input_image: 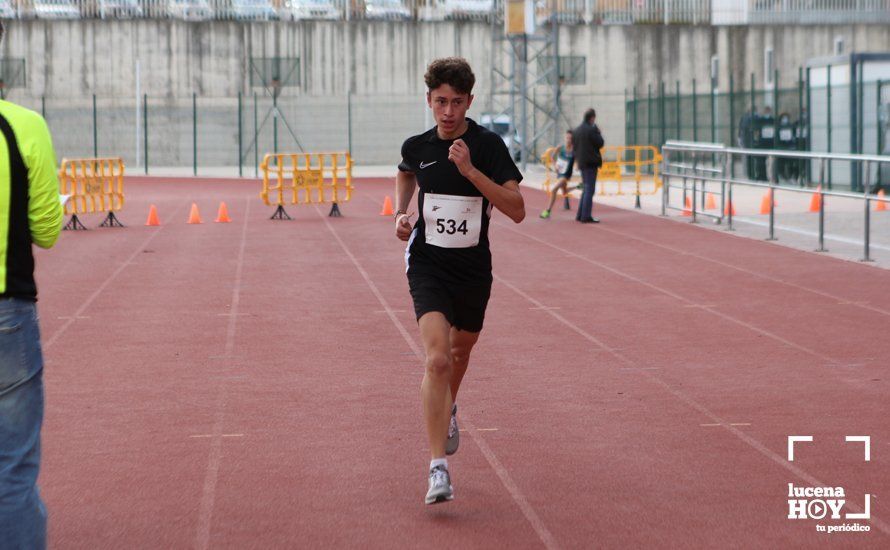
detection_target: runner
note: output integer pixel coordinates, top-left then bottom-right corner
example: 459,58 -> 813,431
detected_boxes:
540,129 -> 576,219
394,57 -> 525,505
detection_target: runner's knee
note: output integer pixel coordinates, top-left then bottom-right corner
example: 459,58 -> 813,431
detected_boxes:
450,346 -> 471,368
425,351 -> 452,376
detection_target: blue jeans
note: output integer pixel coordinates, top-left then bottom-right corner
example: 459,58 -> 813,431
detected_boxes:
0,298 -> 47,550
576,167 -> 599,221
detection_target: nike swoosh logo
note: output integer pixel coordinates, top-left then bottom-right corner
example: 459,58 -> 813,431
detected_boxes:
432,206 -> 441,211
420,161 -> 437,169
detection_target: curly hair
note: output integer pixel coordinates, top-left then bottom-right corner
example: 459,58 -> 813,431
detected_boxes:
424,57 -> 476,96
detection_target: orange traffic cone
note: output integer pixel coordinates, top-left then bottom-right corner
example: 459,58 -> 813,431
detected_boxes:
808,186 -> 822,213
877,190 -> 887,212
215,202 -> 231,223
705,193 -> 717,210
724,200 -> 737,217
380,196 -> 394,216
145,204 -> 160,226
188,203 -> 202,224
759,190 -> 777,215
681,196 -> 693,217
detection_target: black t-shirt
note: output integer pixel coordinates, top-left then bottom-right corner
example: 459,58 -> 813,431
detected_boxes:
398,118 -> 523,284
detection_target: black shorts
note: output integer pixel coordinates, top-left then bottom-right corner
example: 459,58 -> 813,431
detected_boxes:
408,273 -> 492,333
558,165 -> 573,180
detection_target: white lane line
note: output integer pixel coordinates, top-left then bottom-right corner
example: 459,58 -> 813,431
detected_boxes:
44,202 -> 189,351
490,272 -> 886,534
314,204 -> 561,550
195,197 -> 251,550
597,222 -> 890,318
497,221 -> 842,366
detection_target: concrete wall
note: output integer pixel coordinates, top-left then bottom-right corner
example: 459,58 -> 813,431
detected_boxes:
2,20 -> 887,165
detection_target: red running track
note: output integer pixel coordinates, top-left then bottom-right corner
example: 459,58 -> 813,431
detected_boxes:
34,176 -> 890,548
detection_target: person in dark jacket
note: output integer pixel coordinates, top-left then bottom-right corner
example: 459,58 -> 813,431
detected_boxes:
572,109 -> 604,223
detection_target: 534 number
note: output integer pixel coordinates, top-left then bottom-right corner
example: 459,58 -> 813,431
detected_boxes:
436,218 -> 468,235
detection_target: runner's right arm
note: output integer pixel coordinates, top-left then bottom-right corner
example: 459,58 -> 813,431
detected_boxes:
395,170 -> 416,241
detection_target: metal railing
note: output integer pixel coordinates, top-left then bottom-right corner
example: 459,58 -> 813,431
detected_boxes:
4,0 -> 887,24
661,141 -> 890,261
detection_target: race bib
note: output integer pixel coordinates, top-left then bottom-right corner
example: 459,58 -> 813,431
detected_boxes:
423,193 -> 483,248
556,156 -> 569,174
779,128 -> 793,141
761,126 -> 775,139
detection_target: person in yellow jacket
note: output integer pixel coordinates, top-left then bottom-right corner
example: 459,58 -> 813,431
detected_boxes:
0,20 -> 63,549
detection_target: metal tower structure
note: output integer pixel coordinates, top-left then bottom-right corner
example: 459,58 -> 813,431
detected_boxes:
488,1 -> 562,169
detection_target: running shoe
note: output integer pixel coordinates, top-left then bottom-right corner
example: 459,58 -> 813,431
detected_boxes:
445,403 -> 459,455
425,465 -> 454,504
540,209 -> 551,219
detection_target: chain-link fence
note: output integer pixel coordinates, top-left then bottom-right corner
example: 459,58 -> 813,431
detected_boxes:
626,72 -> 890,189
15,91 -> 432,174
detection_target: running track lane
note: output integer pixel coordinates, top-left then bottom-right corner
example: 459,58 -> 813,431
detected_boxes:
35,177 -> 889,548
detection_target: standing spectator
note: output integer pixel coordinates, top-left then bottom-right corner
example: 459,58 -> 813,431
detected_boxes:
572,109 -> 604,223
0,20 -> 63,549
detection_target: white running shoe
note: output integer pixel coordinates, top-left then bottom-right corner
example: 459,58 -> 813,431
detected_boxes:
445,403 -> 459,456
425,465 -> 454,505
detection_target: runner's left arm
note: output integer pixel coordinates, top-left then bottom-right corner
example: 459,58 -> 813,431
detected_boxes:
449,139 -> 525,223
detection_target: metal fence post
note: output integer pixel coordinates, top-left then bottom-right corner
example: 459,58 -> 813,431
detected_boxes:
661,150 -> 668,216
192,92 -> 197,176
92,94 -> 98,158
827,64 -> 832,189
729,74 -> 736,178
675,80 -> 680,140
806,67 -> 812,182
692,79 -> 698,142
253,92 -> 259,178
238,92 -> 243,178
798,67 -> 804,185
879,81 -> 884,184
863,160 -> 872,261
710,80 -> 715,143
647,84 -> 652,147
143,94 -> 148,175
767,156 -> 777,241
347,91 -> 353,156
773,69 -> 779,149
726,152 -> 734,231
41,96 -> 45,119
817,158 -> 826,251
660,81 -> 666,146
857,64 -> 865,190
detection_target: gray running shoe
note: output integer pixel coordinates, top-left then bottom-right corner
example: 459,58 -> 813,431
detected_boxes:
445,403 -> 459,455
425,465 -> 454,505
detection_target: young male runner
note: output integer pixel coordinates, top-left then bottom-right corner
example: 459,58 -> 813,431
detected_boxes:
394,57 -> 525,505
540,129 -> 576,219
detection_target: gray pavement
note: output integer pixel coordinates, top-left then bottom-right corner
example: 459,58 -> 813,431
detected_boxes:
521,166 -> 890,270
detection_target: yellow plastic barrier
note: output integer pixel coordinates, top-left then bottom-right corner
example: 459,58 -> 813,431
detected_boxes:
541,146 -> 662,199
58,157 -> 125,230
260,152 -> 353,219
